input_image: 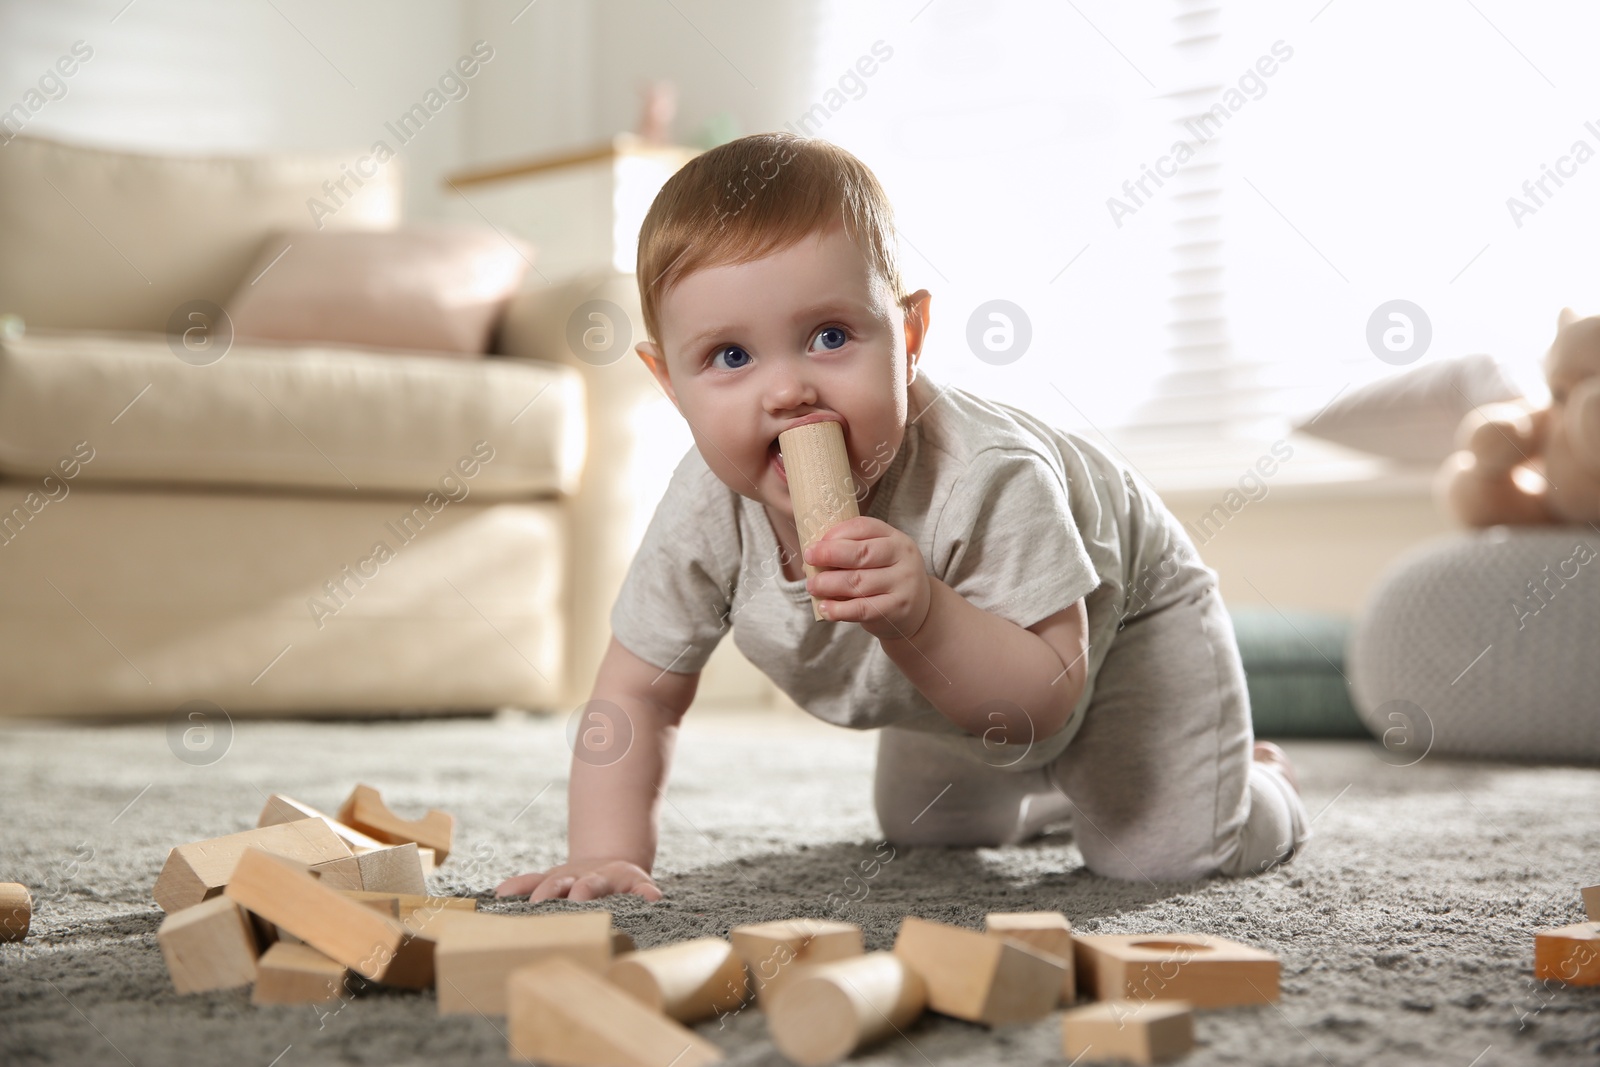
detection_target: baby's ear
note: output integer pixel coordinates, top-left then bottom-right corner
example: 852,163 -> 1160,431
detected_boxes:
635,342 -> 678,406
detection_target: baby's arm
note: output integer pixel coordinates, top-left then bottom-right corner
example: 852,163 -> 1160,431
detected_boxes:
494,635 -> 698,902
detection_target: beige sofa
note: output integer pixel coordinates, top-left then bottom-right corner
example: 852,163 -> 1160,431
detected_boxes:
0,135 -> 667,718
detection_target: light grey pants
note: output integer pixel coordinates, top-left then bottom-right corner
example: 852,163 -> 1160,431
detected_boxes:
873,569 -> 1310,882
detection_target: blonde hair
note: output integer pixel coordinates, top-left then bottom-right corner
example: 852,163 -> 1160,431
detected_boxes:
636,132 -> 908,347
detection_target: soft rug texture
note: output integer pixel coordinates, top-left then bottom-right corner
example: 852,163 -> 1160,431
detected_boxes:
1,707 -> 1596,1066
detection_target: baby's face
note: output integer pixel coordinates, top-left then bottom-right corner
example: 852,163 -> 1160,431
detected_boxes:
637,221 -> 928,527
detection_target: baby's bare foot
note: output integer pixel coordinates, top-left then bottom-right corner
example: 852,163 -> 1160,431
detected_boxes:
1252,740 -> 1300,794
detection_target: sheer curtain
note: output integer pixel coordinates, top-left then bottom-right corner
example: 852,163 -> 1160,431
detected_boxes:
805,0 -> 1600,488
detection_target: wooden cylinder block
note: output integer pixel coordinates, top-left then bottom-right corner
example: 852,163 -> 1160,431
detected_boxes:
777,420 -> 860,622
768,952 -> 926,1066
1,882 -> 31,942
606,936 -> 749,1023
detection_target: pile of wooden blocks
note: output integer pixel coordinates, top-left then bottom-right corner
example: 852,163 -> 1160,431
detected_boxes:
1532,881 -> 1600,988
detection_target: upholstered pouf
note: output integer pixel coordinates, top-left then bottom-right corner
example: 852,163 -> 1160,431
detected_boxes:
1349,527 -> 1600,762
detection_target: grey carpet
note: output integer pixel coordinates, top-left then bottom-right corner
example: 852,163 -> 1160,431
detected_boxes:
1,706 -> 1597,1067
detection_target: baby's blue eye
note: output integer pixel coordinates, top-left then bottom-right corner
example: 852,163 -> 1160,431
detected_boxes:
710,346 -> 752,371
813,327 -> 848,351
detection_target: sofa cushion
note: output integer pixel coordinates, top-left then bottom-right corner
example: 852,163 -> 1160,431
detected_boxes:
0,328 -> 584,499
226,226 -> 533,355
0,134 -> 399,334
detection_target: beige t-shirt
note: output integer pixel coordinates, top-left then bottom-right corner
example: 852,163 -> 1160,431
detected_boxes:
608,369 -> 1190,771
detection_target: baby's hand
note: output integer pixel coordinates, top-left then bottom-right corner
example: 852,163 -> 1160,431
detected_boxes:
803,516 -> 932,641
493,859 -> 663,903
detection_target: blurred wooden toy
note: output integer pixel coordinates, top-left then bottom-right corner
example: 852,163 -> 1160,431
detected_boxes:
508,956 -> 724,1067
1074,933 -> 1279,1008
223,847 -> 433,989
986,910 -> 1075,1006
157,895 -> 261,994
257,793 -> 389,853
768,952 -> 926,1066
607,936 -> 749,1023
252,941 -> 349,1005
1582,884 -> 1600,922
778,420 -> 860,622
337,889 -> 477,923
338,784 -> 455,863
1534,922 -> 1600,986
154,818 -> 352,914
1,882 -> 30,942
893,915 -> 1063,1025
1062,1000 -> 1195,1065
434,910 -> 613,1016
730,917 -> 863,1007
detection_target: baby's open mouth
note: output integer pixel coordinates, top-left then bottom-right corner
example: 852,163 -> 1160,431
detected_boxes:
768,438 -> 786,475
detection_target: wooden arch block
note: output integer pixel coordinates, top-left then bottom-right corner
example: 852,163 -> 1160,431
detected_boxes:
337,784 -> 454,863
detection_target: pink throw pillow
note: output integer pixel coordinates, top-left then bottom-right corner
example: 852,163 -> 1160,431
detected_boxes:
225,226 -> 534,356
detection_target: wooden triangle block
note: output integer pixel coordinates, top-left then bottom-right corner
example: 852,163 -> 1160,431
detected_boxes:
223,846 -> 433,989
1074,933 -> 1279,1008
257,794 -> 389,853
337,784 -> 454,863
157,895 -> 260,994
154,818 -> 352,914
986,911 -> 1075,1006
508,955 -> 723,1066
1062,1000 -> 1195,1064
893,916 -> 1063,1025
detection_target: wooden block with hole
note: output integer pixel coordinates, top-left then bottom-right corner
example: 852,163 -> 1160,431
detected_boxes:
257,793 -> 389,853
892,915 -> 1063,1025
1,883 -> 30,942
154,818 -> 353,914
1074,933 -> 1279,1008
434,910 -> 613,1016
252,941 -> 351,1005
729,918 -> 863,1007
1583,884 -> 1600,922
337,783 -> 454,863
1062,1000 -> 1195,1065
1534,922 -> 1600,986
768,951 -> 926,1066
508,955 -> 723,1067
223,847 -> 433,989
607,936 -> 749,1023
986,911 -> 1075,1006
157,895 -> 261,994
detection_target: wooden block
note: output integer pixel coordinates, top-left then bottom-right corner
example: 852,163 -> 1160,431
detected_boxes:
1583,884 -> 1600,922
729,918 -> 863,1007
607,937 -> 749,1023
1062,1000 -> 1195,1065
252,941 -> 350,1005
768,952 -> 926,1066
1075,933 -> 1279,1008
337,784 -> 454,863
434,910 -> 613,1016
986,911 -> 1075,1006
338,889 -> 478,923
1534,922 -> 1600,986
417,847 -> 437,878
355,843 -> 428,895
777,419 -> 860,622
892,916 -> 1063,1025
310,855 -> 365,892
223,847 -> 433,989
508,956 -> 723,1066
257,793 -> 389,853
153,818 -> 352,914
157,895 -> 261,994
611,929 -> 636,955
1,882 -> 31,942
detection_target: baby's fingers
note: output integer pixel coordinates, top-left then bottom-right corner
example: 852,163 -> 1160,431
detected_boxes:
530,875 -> 577,902
493,872 -> 545,899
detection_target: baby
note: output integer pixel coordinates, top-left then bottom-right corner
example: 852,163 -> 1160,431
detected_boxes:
496,133 -> 1309,903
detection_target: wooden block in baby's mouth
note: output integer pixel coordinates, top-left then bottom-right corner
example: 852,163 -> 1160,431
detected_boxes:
777,420 -> 859,622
